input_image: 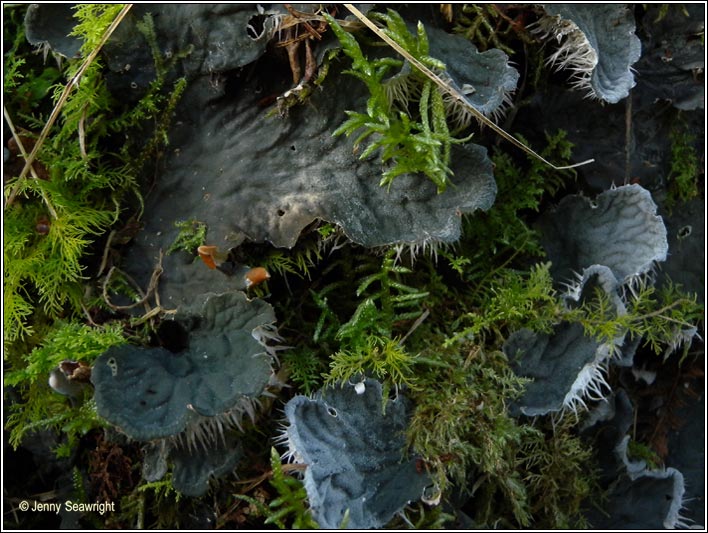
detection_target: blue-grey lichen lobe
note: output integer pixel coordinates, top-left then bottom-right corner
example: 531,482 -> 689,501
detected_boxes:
538,185 -> 668,285
119,13 -> 504,307
505,323 -> 600,416
91,292 -> 275,441
543,4 -> 642,103
427,25 -> 519,117
92,345 -> 197,440
283,380 -> 431,529
140,65 -> 496,251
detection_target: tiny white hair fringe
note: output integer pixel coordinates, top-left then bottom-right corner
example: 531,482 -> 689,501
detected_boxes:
530,15 -> 599,100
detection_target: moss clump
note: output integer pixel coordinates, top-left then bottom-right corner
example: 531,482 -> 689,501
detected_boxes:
166,219 -> 208,255
407,343 -> 535,525
666,118 -> 701,209
324,10 -> 472,193
3,5 -> 188,468
518,418 -> 597,528
3,7 -> 187,350
232,448 -> 319,529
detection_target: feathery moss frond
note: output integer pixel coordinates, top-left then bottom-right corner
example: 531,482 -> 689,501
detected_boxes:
324,10 -> 471,193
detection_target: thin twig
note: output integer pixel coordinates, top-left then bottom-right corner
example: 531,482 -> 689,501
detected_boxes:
624,90 -> 633,185
78,104 -> 89,161
5,4 -> 133,209
97,230 -> 116,278
102,250 -> 176,325
343,4 -> 594,171
102,249 -> 165,312
638,299 -> 697,323
81,303 -> 99,327
3,106 -> 59,219
399,308 -> 430,346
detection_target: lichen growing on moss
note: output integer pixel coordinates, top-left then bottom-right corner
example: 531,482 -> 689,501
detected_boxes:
3,4 -> 704,530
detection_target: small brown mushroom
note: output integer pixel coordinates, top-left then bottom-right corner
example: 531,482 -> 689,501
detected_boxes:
197,245 -> 229,270
244,267 -> 271,288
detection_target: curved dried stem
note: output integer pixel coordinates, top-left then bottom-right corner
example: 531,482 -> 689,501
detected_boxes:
102,250 -> 163,312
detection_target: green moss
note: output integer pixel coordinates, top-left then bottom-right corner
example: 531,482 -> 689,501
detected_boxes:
233,448 -> 319,529
448,261 -> 702,363
325,335 -> 420,410
518,418 -> 597,528
306,246 -> 428,407
447,262 -> 561,347
387,502 -> 455,529
121,476 -> 184,529
653,3 -> 690,23
69,4 -> 126,50
258,244 -> 323,281
324,10 -> 471,193
627,439 -> 663,470
3,5 -> 189,468
567,277 -> 703,361
3,7 -> 187,350
166,219 -> 208,255
4,321 -> 126,455
666,118 -> 701,209
462,130 -> 576,267
266,126 -> 698,528
453,4 -> 516,54
406,343 -> 536,526
281,348 -> 326,397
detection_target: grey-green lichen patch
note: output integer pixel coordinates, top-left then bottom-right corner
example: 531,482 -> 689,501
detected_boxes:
536,4 -> 642,103
142,441 -> 169,483
383,22 -> 519,125
658,197 -> 705,304
593,459 -> 689,529
139,65 -> 496,249
562,265 -> 627,327
102,4 -> 283,95
537,184 -> 668,286
92,291 -> 276,441
142,435 -> 243,497
281,379 -> 431,529
171,437 -> 243,497
127,245 -> 255,311
122,57 -> 497,305
24,4 -> 82,59
93,345 -> 196,440
582,391 -> 693,529
504,323 -> 606,417
636,4 -> 705,111
427,26 -> 519,123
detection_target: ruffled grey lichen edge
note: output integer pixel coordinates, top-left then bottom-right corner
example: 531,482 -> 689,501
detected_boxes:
507,266 -> 629,417
538,184 -> 668,286
534,4 -> 642,103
